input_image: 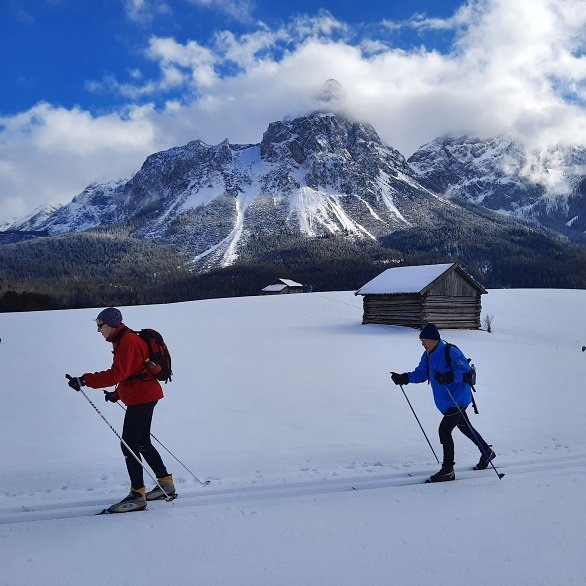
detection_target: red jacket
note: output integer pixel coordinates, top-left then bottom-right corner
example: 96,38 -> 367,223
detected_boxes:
83,324 -> 164,406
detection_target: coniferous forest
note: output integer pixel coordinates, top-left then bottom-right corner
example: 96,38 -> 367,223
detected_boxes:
1,219 -> 585,312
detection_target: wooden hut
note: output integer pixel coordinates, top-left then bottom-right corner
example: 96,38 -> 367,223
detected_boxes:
355,263 -> 487,329
261,278 -> 304,295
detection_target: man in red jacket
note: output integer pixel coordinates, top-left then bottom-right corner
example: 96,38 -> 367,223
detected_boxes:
66,307 -> 175,513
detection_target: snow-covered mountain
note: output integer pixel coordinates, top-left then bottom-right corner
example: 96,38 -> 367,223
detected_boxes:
5,109 -> 586,294
8,179 -> 127,234
408,136 -> 586,241
6,202 -> 64,232
6,112 -> 463,269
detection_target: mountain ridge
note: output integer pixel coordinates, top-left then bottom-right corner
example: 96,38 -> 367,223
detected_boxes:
2,110 -> 586,309
8,112 -> 458,268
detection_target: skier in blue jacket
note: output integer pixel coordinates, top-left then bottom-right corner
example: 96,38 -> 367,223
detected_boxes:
391,323 -> 495,483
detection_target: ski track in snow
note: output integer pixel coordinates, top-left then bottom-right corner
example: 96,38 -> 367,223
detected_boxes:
2,452 -> 585,526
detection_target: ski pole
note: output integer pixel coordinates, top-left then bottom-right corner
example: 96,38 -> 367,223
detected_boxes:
77,388 -> 176,501
112,397 -> 210,487
395,380 -> 440,464
443,385 -> 505,480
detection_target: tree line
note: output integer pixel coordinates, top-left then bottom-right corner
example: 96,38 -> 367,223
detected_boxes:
1,221 -> 585,312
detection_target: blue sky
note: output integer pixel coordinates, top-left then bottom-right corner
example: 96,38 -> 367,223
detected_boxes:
1,0 -> 463,116
1,0 -> 585,222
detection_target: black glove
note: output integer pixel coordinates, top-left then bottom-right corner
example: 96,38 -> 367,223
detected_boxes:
391,372 -> 409,386
65,374 -> 85,391
104,391 -> 118,403
434,371 -> 454,385
462,368 -> 476,385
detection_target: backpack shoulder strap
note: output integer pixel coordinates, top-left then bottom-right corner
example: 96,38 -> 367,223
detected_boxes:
444,342 -> 453,368
446,341 -> 479,413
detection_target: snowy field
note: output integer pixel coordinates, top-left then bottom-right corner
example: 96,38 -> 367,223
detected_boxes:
0,288 -> 585,586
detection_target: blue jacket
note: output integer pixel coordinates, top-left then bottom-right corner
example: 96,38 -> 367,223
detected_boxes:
408,340 -> 472,414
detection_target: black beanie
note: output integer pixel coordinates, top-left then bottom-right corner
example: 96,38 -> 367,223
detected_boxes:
419,323 -> 440,340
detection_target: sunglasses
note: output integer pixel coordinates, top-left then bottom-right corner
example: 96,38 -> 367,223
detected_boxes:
96,322 -> 106,330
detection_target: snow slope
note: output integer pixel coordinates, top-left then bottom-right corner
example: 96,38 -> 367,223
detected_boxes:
0,289 -> 585,586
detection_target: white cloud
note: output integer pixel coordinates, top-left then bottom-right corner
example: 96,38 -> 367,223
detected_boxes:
122,0 -> 255,24
395,1 -> 484,32
123,0 -> 148,22
86,37 -> 218,99
187,0 -> 255,23
215,27 -> 288,70
147,36 -> 220,88
0,103 -> 160,220
1,0 -> 585,222
122,0 -> 171,23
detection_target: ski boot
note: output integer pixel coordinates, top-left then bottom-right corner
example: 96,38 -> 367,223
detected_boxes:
146,474 -> 176,501
474,448 -> 496,470
425,464 -> 455,483
106,487 -> 147,513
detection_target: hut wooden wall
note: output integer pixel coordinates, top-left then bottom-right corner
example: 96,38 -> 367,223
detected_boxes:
362,293 -> 482,329
362,294 -> 423,327
422,295 -> 481,329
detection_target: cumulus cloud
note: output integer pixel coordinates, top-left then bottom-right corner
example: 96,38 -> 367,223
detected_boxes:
0,103 -> 160,220
147,36 -> 220,89
1,0 -> 585,222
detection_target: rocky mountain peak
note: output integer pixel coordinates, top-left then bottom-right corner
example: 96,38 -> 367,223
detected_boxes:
260,111 -> 404,169
409,136 -> 586,241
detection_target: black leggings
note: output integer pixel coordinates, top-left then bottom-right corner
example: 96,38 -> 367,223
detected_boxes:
121,401 -> 169,490
438,407 -> 490,466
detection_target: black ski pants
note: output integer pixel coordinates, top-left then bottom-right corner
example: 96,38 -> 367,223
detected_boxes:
438,407 -> 490,466
121,401 -> 169,490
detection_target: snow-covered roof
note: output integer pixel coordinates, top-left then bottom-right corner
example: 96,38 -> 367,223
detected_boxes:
355,263 -> 456,295
278,278 -> 303,287
262,284 -> 288,293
